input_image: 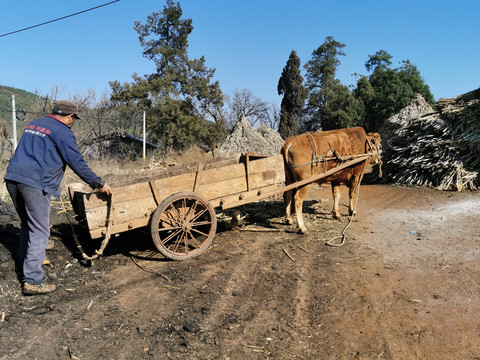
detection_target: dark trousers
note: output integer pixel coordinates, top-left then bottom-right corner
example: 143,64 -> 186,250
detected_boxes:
5,181 -> 51,285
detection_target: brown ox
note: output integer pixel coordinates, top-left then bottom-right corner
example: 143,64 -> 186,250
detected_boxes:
281,127 -> 381,233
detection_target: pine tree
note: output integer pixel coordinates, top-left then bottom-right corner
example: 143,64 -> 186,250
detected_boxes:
277,50 -> 307,139
109,0 -> 225,150
304,36 -> 346,130
362,51 -> 435,130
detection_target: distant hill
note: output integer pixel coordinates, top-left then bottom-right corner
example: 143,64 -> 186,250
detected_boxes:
0,85 -> 40,123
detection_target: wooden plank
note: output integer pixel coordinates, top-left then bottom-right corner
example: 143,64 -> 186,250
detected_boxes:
209,184 -> 280,208
193,163 -> 204,192
85,196 -> 157,230
149,181 -> 161,205
90,217 -> 150,239
245,154 -> 251,191
81,175 -> 195,210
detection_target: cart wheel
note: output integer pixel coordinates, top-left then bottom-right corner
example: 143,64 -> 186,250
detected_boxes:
150,191 -> 217,260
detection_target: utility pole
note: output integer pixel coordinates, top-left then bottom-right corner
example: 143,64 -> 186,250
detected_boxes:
142,110 -> 146,159
12,94 -> 17,152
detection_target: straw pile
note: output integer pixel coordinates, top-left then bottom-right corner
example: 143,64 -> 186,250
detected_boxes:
382,90 -> 480,191
217,115 -> 284,156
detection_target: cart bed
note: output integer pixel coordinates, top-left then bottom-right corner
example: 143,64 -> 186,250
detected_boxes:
69,154 -> 285,239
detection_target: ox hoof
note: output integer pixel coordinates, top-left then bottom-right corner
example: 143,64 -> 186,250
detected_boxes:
348,210 -> 356,216
285,217 -> 294,225
332,212 -> 342,220
298,227 -> 308,234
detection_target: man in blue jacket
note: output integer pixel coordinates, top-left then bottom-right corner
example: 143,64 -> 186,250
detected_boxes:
4,100 -> 112,295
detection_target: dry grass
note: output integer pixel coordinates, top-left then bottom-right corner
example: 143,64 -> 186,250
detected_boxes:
162,146 -> 214,165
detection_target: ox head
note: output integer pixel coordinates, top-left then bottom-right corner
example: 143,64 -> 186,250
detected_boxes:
367,132 -> 382,177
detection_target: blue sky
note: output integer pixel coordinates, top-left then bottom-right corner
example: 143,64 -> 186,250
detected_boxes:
1,0 -> 479,105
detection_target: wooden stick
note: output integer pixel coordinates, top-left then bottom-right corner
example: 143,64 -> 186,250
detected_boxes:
283,248 -> 295,262
240,227 -> 284,232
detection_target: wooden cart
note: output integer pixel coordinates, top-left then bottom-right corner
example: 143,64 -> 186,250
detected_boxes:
68,153 -> 372,260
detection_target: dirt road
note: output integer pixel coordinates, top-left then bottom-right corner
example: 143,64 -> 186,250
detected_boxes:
1,184 -> 479,359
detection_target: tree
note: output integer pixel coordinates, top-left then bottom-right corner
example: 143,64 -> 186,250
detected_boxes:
365,50 -> 392,72
352,75 -> 375,130
264,101 -> 280,131
277,50 -> 307,139
398,60 -> 435,104
303,36 -> 346,130
109,0 -> 225,151
326,84 -> 365,130
226,89 -> 270,129
362,50 -> 435,130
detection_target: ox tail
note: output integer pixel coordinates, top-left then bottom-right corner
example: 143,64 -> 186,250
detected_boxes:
281,142 -> 295,185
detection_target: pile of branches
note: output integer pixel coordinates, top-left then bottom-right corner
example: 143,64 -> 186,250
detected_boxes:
382,90 -> 480,191
442,89 -> 480,170
382,115 -> 477,190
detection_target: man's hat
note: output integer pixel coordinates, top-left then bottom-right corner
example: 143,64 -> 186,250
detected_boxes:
52,100 -> 82,119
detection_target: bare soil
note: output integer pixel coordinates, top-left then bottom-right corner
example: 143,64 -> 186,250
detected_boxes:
1,184 -> 479,359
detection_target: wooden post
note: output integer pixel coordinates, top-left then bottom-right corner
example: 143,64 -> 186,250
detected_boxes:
245,153 -> 251,191
142,111 -> 146,160
12,94 -> 17,152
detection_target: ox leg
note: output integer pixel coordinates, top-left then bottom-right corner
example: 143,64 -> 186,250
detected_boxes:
284,169 -> 295,225
331,181 -> 342,219
294,184 -> 311,234
348,175 -> 363,216
284,188 -> 295,225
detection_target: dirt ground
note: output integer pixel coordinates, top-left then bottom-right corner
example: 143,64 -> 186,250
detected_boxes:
1,184 -> 479,360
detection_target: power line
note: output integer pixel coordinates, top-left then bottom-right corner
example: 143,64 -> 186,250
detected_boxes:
0,0 -> 120,38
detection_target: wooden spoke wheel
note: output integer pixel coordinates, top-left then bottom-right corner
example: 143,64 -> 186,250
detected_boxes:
150,192 -> 217,260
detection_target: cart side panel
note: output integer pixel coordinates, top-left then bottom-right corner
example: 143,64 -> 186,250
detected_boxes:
75,154 -> 286,238
79,173 -> 196,210
84,195 -> 158,231
249,155 -> 285,183
79,163 -> 246,210
80,155 -> 284,211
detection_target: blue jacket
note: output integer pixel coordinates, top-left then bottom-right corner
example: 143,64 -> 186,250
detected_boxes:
4,115 -> 104,198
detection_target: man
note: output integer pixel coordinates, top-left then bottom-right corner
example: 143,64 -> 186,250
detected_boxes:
4,100 -> 112,295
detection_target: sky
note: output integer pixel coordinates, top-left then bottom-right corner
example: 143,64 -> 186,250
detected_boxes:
1,0 -> 479,106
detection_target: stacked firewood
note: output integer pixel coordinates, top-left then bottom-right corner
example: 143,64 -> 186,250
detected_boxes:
442,89 -> 480,170
382,90 -> 480,191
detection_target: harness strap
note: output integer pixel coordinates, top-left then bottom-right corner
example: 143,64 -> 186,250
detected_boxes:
288,152 -> 372,169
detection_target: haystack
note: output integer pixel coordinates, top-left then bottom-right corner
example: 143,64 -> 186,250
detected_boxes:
217,116 -> 284,156
382,90 -> 480,190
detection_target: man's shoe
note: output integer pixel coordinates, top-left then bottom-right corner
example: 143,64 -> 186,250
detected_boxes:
22,282 -> 57,295
46,239 -> 55,250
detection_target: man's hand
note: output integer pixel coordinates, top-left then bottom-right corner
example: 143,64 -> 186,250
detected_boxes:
99,182 -> 113,196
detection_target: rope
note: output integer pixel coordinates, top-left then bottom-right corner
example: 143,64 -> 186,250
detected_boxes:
60,194 -> 114,261
325,159 -> 367,247
326,134 -> 383,246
